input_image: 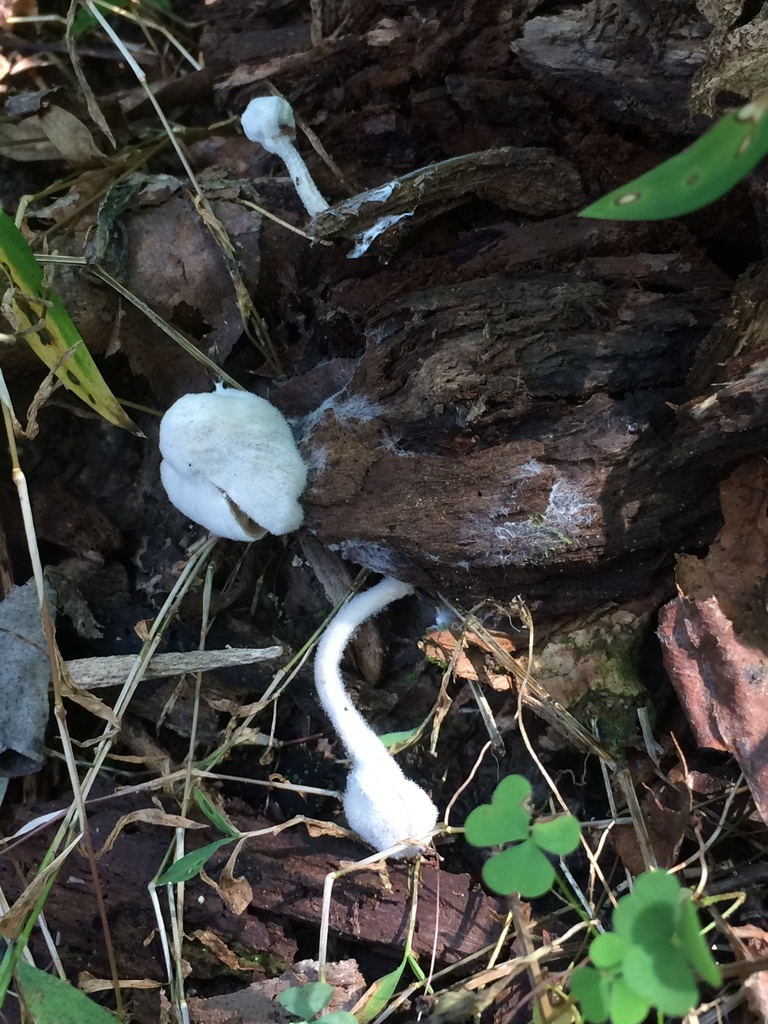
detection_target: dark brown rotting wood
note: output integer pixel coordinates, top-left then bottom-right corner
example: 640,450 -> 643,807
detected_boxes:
0,798 -> 504,981
301,223 -> 743,613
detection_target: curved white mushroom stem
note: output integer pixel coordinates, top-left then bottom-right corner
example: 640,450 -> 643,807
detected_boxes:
241,96 -> 329,218
315,578 -> 438,857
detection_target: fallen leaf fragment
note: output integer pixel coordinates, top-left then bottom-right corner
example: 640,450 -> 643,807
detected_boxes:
420,627 -> 515,689
658,459 -> 768,825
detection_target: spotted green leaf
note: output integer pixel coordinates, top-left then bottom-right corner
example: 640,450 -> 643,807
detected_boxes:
580,91 -> 768,221
0,209 -> 139,432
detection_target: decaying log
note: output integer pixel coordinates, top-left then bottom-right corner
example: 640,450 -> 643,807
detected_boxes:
0,797 -> 504,981
301,210 -> 761,614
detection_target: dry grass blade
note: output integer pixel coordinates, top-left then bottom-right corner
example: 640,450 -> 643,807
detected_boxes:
65,0 -> 116,148
0,833 -> 82,941
80,0 -> 202,194
193,194 -> 282,373
438,594 -> 616,767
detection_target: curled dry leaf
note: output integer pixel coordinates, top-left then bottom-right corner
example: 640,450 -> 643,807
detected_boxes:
420,627 -> 515,689
95,809 -> 206,860
38,105 -> 107,167
219,838 -> 253,915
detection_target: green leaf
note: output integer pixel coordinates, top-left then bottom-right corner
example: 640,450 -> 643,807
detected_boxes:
613,871 -> 680,946
279,981 -> 334,1020
678,895 -> 722,988
589,932 -> 626,971
631,868 -> 682,909
0,210 -> 138,432
321,1014 -> 358,1024
379,727 -> 419,749
482,838 -> 555,897
608,977 -> 651,1024
464,774 -> 532,847
620,942 -> 698,1017
156,837 -> 233,885
17,962 -> 116,1023
531,815 -> 581,856
570,967 -> 610,1024
354,959 -> 405,1023
579,92 -> 768,221
195,788 -> 238,838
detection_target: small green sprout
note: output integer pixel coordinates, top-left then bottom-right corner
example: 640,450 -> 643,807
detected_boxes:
570,870 -> 722,1024
279,981 -> 357,1024
155,788 -> 238,885
464,775 -> 581,897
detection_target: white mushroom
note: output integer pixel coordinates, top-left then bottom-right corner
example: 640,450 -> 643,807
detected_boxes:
241,96 -> 329,218
315,578 -> 438,857
159,386 -> 307,540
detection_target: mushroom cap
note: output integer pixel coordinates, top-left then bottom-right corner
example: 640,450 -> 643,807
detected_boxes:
241,96 -> 296,154
159,388 -> 307,539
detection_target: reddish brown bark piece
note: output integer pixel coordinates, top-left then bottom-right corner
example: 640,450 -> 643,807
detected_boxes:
659,598 -> 768,823
657,459 -> 768,823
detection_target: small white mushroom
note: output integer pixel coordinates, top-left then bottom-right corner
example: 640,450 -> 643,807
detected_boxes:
159,386 -> 307,541
241,96 -> 329,218
315,578 -> 438,857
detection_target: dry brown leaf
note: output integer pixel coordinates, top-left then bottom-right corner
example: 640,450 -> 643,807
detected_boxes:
659,597 -> 768,823
39,105 -> 106,166
0,118 -> 60,161
95,809 -> 205,859
219,838 -> 253,915
613,775 -> 690,874
303,817 -> 351,840
78,972 -> 160,993
659,460 -> 768,823
420,627 -> 515,683
0,833 -> 82,939
676,458 -> 768,641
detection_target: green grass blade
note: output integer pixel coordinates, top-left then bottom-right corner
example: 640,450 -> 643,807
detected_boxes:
0,210 -> 139,433
156,836 -> 233,885
17,961 -> 117,1023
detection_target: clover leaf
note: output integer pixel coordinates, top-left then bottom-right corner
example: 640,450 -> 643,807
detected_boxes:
572,871 -> 722,1024
465,774 -> 532,847
464,775 -> 580,898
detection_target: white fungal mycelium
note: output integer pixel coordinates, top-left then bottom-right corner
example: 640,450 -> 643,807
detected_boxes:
315,578 -> 438,857
159,386 -> 307,541
241,96 -> 329,218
